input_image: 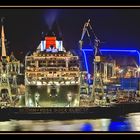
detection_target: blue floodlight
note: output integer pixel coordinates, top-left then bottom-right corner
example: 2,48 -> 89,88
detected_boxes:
82,48 -> 140,75
108,120 -> 132,131
82,50 -> 90,74
80,122 -> 93,131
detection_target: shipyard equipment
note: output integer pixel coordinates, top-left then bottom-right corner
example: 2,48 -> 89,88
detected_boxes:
79,19 -> 106,104
0,18 -> 21,107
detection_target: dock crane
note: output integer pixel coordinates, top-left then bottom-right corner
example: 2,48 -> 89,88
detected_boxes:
79,19 -> 105,105
0,18 -> 21,107
0,17 -> 13,106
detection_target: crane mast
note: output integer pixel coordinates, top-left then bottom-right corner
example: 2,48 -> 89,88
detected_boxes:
79,19 -> 90,49
79,19 -> 105,105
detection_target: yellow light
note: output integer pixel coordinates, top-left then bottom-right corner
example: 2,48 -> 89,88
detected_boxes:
137,67 -> 140,72
96,73 -> 100,77
119,69 -> 123,73
2,73 -> 6,77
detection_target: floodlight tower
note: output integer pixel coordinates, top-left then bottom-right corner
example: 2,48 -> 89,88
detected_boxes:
79,19 -> 105,105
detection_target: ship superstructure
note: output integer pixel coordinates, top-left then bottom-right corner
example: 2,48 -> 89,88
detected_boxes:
25,32 -> 81,107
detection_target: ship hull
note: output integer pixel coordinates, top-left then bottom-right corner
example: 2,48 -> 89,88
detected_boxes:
1,103 -> 140,120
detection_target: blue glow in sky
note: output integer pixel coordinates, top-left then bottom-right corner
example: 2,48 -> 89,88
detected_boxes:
82,48 -> 140,74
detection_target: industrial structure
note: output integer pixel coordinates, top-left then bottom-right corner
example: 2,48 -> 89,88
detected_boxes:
79,19 -> 111,105
0,18 -> 21,107
78,19 -> 140,106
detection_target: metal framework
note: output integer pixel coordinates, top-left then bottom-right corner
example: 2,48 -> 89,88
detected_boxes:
0,19 -> 21,107
79,19 -> 105,104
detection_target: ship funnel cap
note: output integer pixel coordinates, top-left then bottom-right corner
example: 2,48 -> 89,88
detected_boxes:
46,31 -> 56,37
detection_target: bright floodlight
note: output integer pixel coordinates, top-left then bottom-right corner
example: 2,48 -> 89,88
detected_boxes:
137,67 -> 140,72
2,73 -> 6,77
96,73 -> 100,77
119,69 -> 124,73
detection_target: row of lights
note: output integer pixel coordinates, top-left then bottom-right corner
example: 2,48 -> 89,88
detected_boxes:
27,80 -> 79,86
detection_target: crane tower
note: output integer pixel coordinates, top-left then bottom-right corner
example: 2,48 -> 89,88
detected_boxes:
0,18 -> 21,107
79,19 -> 105,105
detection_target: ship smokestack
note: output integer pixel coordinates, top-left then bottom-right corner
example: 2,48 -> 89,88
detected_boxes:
46,30 -> 55,37
45,31 -> 56,49
39,31 -> 64,52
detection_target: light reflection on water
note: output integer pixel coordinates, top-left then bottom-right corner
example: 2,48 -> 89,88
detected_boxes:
0,113 -> 139,131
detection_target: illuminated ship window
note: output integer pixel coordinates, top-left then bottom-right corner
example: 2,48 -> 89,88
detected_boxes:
37,73 -> 42,76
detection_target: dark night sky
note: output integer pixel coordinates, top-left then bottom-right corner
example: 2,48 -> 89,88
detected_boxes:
0,8 -> 140,61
